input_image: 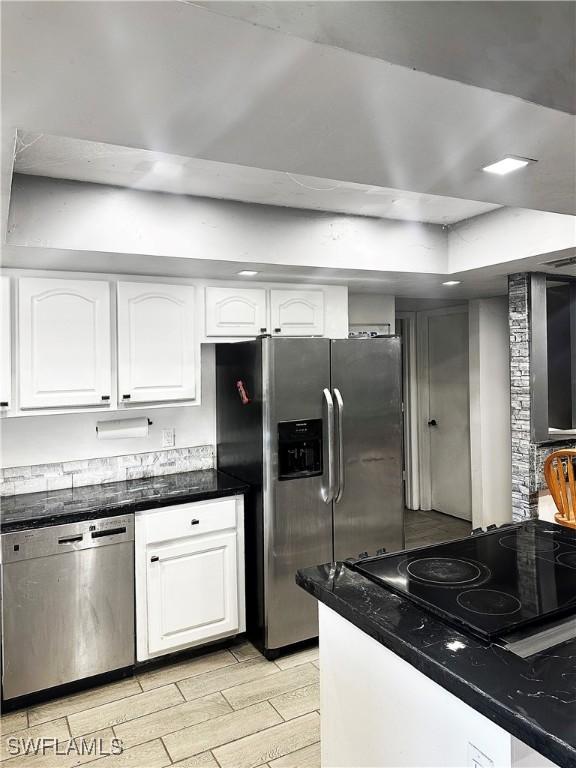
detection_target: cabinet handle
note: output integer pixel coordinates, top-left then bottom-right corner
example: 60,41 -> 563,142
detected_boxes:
0,401 -> 8,407
150,555 -> 159,563
260,327 -> 267,333
101,395 -> 110,401
274,328 -> 281,333
191,519 -> 200,526
122,394 -> 131,400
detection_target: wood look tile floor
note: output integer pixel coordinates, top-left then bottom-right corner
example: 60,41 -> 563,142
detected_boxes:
0,510 -> 469,768
404,508 -> 472,550
0,642 -> 320,768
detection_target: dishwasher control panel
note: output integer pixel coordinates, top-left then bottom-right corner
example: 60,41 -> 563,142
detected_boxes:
1,514 -> 134,562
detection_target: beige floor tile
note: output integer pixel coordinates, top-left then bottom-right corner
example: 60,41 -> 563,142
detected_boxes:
212,712 -> 320,768
68,684 -> 183,737
223,665 -> 318,711
312,660 -> 320,670
0,711 -> 27,736
269,683 -> 320,721
82,738 -> 170,768
139,650 -> 237,692
268,741 -> 321,768
1,718 -> 70,762
178,658 -> 278,702
274,648 -> 319,671
230,642 -> 262,663
171,752 -> 219,768
28,679 -> 142,726
163,701 -> 282,763
113,692 -> 231,750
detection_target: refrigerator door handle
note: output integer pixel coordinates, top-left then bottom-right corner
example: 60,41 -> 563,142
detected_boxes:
333,388 -> 344,503
322,388 -> 335,503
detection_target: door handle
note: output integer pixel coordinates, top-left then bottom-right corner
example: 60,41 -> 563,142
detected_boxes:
428,419 -> 437,427
322,388 -> 335,503
333,388 -> 344,503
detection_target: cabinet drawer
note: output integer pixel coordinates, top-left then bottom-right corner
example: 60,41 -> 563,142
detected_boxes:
138,498 -> 237,544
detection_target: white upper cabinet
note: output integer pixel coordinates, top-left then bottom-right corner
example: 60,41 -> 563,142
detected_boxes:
117,282 -> 196,404
270,289 -> 325,336
19,277 -> 112,409
1,277 -> 11,409
205,287 -> 267,337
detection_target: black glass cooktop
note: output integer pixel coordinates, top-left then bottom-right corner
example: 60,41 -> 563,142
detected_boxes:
352,520 -> 576,641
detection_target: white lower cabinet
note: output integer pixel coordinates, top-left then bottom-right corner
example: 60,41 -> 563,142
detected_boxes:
136,496 -> 245,661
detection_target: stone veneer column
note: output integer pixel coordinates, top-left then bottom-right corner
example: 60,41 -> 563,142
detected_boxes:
508,273 -> 535,520
509,273 -> 576,521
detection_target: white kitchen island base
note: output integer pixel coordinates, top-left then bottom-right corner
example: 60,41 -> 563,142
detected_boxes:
318,604 -> 559,768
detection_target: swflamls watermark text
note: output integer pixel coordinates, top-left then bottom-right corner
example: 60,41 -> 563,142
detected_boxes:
6,736 -> 123,758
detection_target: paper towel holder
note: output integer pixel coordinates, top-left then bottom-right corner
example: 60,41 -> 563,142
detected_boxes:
95,418 -> 153,435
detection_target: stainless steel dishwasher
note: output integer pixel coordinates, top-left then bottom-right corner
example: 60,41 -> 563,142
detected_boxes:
1,514 -> 135,701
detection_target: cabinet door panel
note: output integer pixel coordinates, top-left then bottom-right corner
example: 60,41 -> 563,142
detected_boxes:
19,278 -> 111,408
1,277 -> 11,409
205,287 -> 267,337
147,530 -> 238,655
118,282 -> 196,403
271,290 -> 325,336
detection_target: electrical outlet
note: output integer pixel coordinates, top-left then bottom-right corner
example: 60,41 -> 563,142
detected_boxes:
161,428 -> 175,448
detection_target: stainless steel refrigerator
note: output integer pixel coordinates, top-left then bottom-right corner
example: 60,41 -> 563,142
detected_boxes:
216,336 -> 403,657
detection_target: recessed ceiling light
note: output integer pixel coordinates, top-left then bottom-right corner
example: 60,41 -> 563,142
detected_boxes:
442,280 -> 462,286
482,156 -> 536,176
237,270 -> 259,277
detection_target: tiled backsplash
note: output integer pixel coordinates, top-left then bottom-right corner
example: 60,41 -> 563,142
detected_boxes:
0,445 -> 215,496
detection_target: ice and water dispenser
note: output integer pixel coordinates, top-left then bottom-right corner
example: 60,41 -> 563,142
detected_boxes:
277,419 -> 323,480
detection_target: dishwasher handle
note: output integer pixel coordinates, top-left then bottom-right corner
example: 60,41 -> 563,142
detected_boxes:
58,534 -> 83,544
91,526 -> 127,539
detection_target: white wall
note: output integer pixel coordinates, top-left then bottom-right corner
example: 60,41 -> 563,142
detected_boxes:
7,175 -> 448,275
0,345 -> 216,468
538,491 -> 557,523
469,297 -> 512,527
348,293 -> 395,333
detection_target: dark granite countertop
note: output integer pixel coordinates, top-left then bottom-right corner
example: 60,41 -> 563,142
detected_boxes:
297,560 -> 576,768
0,470 -> 249,532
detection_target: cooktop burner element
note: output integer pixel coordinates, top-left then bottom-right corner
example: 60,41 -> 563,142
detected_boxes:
351,520 -> 576,641
500,534 -> 560,553
557,551 -> 576,569
457,589 -> 522,616
404,557 -> 484,585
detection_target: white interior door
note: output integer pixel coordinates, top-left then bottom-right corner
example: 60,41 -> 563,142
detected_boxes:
421,308 -> 471,520
117,282 -> 196,403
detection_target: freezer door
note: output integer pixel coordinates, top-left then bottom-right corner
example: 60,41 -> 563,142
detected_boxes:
264,337 -> 333,650
331,338 -> 404,561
